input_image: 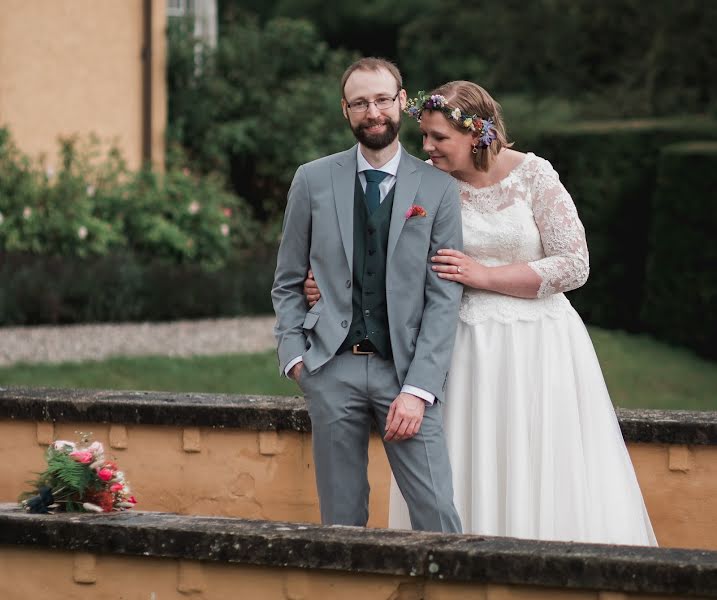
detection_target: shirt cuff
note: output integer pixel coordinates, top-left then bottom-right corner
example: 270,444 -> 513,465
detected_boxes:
401,385 -> 435,406
285,356 -> 303,377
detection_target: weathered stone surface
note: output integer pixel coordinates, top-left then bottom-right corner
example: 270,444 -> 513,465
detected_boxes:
0,503 -> 715,597
616,408 -> 717,445
0,387 -> 311,431
1,387 -> 716,444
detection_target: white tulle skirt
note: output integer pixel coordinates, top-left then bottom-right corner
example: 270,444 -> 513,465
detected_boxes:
389,308 -> 657,545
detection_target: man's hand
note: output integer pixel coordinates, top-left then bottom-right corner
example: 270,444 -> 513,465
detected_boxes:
304,269 -> 321,307
289,361 -> 304,381
384,392 -> 425,442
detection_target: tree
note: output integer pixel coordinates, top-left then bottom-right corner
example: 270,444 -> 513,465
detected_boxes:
168,16 -> 356,220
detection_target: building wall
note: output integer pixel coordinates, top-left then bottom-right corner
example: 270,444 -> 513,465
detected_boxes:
0,0 -> 166,170
1,419 -> 716,550
3,548 -> 706,600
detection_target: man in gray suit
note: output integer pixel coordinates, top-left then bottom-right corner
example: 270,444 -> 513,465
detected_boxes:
272,57 -> 463,533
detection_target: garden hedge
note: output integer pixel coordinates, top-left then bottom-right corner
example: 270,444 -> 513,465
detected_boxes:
0,249 -> 275,326
533,118 -> 717,332
641,142 -> 717,359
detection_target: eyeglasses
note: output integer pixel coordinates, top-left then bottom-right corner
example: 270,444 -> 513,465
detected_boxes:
346,91 -> 400,113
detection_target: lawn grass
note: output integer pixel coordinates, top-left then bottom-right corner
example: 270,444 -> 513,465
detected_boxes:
0,327 -> 715,411
0,351 -> 300,397
587,328 -> 717,411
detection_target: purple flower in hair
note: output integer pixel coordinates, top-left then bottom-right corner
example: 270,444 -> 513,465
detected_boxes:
478,118 -> 498,147
425,94 -> 447,110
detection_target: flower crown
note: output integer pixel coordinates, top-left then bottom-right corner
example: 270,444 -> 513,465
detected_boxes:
404,92 -> 498,147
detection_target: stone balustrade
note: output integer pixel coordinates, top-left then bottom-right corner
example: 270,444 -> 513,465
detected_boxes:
1,386 -> 716,549
1,503 -> 716,599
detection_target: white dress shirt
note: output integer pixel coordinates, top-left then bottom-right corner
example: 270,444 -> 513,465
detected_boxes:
356,143 -> 401,199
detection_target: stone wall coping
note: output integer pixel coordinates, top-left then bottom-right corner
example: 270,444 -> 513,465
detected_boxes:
1,504 -> 715,596
1,386 -> 716,445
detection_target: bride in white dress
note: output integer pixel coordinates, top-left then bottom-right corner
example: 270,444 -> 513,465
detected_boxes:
307,80 -> 656,545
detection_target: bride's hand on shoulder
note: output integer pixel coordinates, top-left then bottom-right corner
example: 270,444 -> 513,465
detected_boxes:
304,269 -> 321,307
431,249 -> 489,290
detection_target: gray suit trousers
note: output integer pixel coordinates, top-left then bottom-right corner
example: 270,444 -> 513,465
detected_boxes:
299,351 -> 462,533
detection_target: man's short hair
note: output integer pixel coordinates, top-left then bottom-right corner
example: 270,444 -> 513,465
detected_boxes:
340,57 -> 403,98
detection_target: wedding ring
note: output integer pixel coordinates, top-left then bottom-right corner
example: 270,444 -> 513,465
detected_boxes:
457,266 -> 462,274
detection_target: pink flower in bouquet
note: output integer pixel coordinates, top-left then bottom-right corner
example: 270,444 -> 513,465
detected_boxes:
97,468 -> 113,482
87,441 -> 104,455
69,450 -> 93,464
23,435 -> 137,514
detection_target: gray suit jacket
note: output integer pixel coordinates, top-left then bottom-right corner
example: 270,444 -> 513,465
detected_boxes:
271,145 -> 463,401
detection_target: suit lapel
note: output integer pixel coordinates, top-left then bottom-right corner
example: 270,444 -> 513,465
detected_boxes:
387,153 -> 421,263
331,146 -> 358,273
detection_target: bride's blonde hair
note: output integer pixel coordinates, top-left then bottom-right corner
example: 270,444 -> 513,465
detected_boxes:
429,81 -> 512,171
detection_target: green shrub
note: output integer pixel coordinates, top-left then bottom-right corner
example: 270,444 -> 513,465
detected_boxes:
0,254 -> 144,324
115,166 -> 252,269
0,249 -> 276,326
167,16 -> 357,221
641,142 -> 717,359
0,127 -> 271,325
0,128 -> 255,269
532,118 -> 717,331
0,131 -> 126,258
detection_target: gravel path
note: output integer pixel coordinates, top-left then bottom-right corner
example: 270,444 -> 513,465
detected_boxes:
0,316 -> 277,366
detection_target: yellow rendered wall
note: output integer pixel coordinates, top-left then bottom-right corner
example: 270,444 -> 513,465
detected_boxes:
0,0 -> 166,170
628,442 -> 716,549
1,420 -> 715,549
0,420 -> 391,528
0,547 -> 709,600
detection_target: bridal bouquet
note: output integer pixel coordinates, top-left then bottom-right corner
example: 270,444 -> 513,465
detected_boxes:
20,434 -> 137,514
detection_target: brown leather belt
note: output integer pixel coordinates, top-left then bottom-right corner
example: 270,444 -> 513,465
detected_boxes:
351,339 -> 377,355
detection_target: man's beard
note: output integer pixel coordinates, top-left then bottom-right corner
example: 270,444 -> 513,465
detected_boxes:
351,116 -> 401,149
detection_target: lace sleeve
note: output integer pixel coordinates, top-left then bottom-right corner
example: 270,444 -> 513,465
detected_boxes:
526,158 -> 589,298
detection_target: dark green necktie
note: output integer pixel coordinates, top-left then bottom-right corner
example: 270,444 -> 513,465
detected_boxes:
363,170 -> 388,215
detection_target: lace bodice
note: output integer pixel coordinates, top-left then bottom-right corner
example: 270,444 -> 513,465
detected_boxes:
458,153 -> 589,324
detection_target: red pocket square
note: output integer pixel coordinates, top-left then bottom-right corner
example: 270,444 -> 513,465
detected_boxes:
405,204 -> 427,219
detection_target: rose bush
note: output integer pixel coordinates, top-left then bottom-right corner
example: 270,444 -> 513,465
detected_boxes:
0,128 -> 255,269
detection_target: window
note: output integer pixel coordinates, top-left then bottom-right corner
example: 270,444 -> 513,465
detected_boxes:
167,0 -> 192,17
167,0 -> 216,48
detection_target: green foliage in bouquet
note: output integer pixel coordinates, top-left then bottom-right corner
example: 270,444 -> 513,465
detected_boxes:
20,435 -> 136,514
38,450 -> 96,512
